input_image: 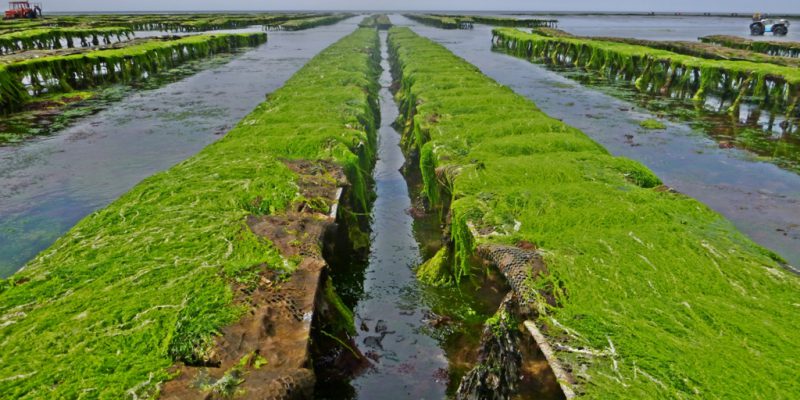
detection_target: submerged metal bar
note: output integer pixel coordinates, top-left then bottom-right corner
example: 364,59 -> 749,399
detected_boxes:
523,320 -> 577,399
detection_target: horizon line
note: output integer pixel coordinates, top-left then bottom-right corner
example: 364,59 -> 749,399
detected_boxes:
42,9 -> 800,16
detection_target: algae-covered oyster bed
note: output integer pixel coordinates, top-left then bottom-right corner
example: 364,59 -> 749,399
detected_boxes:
492,28 -> 800,120
404,13 -> 558,29
358,14 -> 392,29
403,14 -> 475,29
491,28 -> 800,173
586,33 -> 800,68
0,32 -> 266,113
0,32 -> 267,144
0,26 -> 379,398
272,14 -> 354,31
552,63 -> 800,174
388,26 -> 799,398
0,12 -> 340,34
0,50 -> 241,144
700,34 -> 800,58
0,13 -> 357,143
0,27 -> 133,54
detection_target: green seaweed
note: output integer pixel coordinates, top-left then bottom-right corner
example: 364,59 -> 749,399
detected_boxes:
389,26 -> 800,399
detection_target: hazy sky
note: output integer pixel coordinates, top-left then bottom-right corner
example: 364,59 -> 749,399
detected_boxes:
44,1 -> 800,13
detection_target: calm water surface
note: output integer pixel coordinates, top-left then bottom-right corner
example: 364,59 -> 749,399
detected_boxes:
546,14 -> 800,41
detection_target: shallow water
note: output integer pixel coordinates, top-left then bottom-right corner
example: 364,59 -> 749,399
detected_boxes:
393,15 -> 800,268
342,31 -> 448,399
529,14 -> 800,42
0,17 -> 362,277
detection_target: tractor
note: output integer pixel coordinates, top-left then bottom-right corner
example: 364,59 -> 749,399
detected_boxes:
750,13 -> 790,36
4,1 -> 42,20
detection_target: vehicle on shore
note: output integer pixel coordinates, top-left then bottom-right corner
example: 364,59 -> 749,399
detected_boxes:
750,15 -> 790,36
3,1 -> 42,19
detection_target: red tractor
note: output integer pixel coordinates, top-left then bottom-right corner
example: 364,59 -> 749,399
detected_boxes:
4,1 -> 42,19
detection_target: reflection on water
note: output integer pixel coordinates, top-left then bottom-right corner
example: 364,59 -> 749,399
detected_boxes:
544,66 -> 800,174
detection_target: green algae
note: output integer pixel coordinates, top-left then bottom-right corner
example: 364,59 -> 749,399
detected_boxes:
492,28 -> 800,119
417,246 -> 455,286
639,118 -> 667,129
0,27 -> 380,398
0,32 -> 266,113
389,26 -> 800,398
322,277 -> 357,336
0,27 -> 133,55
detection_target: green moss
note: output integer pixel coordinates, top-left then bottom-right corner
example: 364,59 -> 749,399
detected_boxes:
0,28 -> 379,398
389,26 -> 800,398
639,118 -> 666,130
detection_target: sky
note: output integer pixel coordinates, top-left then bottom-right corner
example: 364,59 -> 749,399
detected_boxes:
43,1 -> 800,14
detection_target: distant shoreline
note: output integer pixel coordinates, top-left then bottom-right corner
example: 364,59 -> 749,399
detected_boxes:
41,11 -> 800,18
